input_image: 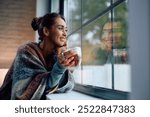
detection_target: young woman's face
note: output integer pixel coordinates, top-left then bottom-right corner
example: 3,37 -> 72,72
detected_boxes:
48,17 -> 68,47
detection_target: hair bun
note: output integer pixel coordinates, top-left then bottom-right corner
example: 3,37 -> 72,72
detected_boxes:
31,17 -> 42,31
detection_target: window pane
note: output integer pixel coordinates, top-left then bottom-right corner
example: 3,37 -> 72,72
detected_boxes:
82,0 -> 110,24
51,0 -> 59,12
113,1 -> 131,91
82,13 -> 112,88
67,30 -> 81,48
67,31 -> 82,84
64,0 -> 81,34
82,14 -> 109,65
64,0 -> 130,93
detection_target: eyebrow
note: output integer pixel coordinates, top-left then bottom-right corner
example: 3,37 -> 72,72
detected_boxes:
57,25 -> 67,29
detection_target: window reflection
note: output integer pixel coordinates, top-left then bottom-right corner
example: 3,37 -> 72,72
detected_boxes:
82,14 -> 110,65
82,14 -> 112,88
113,1 -> 130,91
99,21 -> 128,64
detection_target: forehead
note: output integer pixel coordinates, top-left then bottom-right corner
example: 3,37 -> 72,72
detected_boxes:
54,17 -> 67,27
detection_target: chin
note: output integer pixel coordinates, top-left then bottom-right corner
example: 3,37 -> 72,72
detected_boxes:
60,42 -> 66,47
56,44 -> 66,48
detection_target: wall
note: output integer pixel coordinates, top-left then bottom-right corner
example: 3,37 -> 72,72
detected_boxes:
129,0 -> 150,99
0,0 -> 36,68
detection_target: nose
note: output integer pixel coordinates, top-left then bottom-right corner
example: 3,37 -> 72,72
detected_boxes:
62,29 -> 67,37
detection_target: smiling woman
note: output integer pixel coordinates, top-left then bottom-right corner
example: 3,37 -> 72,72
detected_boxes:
0,12 -> 80,100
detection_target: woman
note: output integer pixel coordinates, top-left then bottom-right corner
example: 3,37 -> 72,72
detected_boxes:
0,12 -> 78,100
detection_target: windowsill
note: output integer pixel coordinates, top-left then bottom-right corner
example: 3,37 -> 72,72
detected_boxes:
46,91 -> 101,100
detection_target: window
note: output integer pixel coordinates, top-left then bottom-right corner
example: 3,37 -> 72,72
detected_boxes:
64,0 -> 129,99
51,0 -> 60,13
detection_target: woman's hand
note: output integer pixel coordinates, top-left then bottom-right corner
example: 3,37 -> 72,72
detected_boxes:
58,50 -> 79,68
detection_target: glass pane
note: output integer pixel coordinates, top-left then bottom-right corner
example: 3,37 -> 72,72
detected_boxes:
64,0 -> 81,34
51,0 -> 59,13
64,0 -> 130,93
67,31 -> 81,48
113,1 -> 131,91
82,13 -> 112,88
82,14 -> 112,65
67,31 -> 82,84
82,0 -> 110,24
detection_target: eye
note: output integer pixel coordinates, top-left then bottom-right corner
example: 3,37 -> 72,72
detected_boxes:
58,27 -> 63,30
65,29 -> 68,32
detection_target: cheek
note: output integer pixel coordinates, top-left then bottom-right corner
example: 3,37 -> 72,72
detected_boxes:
53,31 -> 61,39
54,36 -> 61,43
50,31 -> 59,40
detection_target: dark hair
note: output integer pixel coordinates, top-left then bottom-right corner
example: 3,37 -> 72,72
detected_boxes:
31,12 -> 65,41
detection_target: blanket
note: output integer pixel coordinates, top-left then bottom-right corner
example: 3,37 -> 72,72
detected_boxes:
0,41 -> 74,100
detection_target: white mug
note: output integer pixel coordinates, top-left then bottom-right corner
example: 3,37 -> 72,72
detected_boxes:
66,47 -> 82,70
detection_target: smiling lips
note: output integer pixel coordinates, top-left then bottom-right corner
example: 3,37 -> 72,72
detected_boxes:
60,37 -> 66,42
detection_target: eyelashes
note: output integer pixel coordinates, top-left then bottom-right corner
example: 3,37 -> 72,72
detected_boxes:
58,27 -> 68,32
57,25 -> 68,32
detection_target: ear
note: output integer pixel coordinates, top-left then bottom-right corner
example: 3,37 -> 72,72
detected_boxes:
43,27 -> 49,36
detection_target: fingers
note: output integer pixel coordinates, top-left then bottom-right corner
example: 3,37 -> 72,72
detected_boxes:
63,50 -> 76,59
58,50 -> 80,68
61,56 -> 75,67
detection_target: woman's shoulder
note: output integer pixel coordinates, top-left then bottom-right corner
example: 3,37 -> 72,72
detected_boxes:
17,41 -> 38,54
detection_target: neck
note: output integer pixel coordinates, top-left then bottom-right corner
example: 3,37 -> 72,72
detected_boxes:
39,41 -> 55,61
39,40 -> 67,61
